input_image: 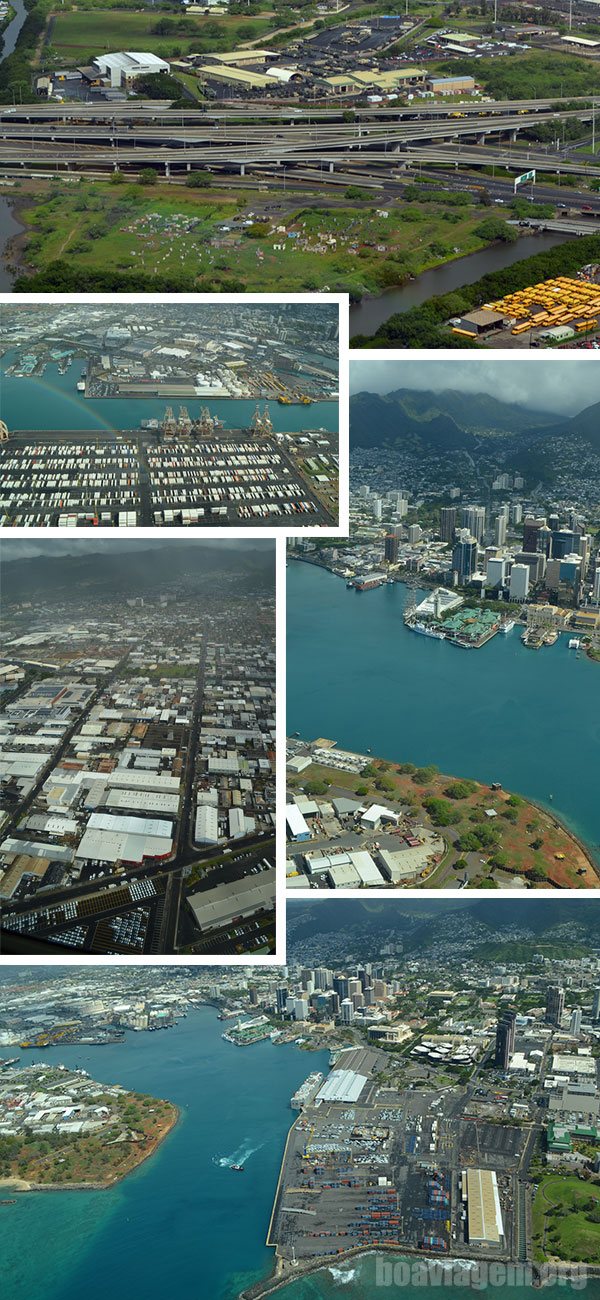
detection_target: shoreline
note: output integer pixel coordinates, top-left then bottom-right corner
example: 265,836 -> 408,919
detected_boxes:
287,558 -> 599,878
239,1243 -> 600,1300
0,1102 -> 180,1195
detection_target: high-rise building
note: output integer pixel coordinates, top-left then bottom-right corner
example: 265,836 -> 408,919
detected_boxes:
495,1010 -> 517,1069
592,987 -> 600,1021
494,516 -> 507,547
552,529 -> 579,559
462,505 -> 486,543
452,535 -> 478,583
314,968 -> 332,990
384,534 -> 399,564
545,985 -> 565,1026
340,998 -> 355,1024
523,516 -> 548,554
509,564 -> 530,601
570,1007 -> 582,1037
487,557 -> 507,590
276,986 -> 289,1014
511,503 -> 523,526
408,524 -> 422,545
440,506 -> 457,543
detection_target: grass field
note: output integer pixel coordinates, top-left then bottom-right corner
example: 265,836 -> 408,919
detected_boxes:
12,179 -> 525,296
48,10 -> 273,60
532,1175 -> 600,1264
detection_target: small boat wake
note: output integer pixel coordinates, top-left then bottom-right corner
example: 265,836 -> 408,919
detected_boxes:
214,1140 -> 264,1170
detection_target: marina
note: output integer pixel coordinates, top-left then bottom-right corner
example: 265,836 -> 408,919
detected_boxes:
287,563 -> 600,864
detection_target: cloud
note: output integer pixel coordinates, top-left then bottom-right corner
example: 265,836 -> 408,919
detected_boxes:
349,358 -> 600,416
0,540 -> 270,563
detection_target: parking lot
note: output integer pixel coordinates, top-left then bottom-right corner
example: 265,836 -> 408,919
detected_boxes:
0,432 -> 336,526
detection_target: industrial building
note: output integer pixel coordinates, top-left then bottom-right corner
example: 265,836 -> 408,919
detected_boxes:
188,868 -> 276,931
92,52 -> 170,89
316,1066 -> 368,1104
464,1168 -> 504,1247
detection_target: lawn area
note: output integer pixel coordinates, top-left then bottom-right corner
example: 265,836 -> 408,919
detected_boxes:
532,1175 -> 600,1264
14,179 -> 525,295
48,10 -> 273,61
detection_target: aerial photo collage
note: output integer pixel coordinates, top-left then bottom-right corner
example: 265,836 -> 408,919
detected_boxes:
0,4 -> 599,1298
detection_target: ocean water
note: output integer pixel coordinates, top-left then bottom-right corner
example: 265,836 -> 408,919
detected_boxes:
1,1010 -> 598,1300
0,1009 -> 329,1300
0,355 -> 338,435
275,1255 -> 600,1299
286,563 -> 600,862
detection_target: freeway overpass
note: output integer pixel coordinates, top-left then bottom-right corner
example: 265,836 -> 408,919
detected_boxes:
0,95 -> 593,122
0,109 -> 599,178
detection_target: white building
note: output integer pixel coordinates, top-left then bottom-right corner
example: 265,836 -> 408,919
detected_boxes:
93,52 -> 170,89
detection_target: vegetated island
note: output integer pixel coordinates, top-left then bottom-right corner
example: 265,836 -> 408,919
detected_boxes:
287,755 -> 598,890
0,1063 -> 179,1192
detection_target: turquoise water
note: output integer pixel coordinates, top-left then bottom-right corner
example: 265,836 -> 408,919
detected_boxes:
286,562 -> 600,862
2,1007 -> 599,1300
276,1255 -> 600,1299
0,1009 -> 329,1300
0,356 -> 338,435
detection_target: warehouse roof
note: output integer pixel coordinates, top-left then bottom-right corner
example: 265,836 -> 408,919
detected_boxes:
189,868 -> 275,930
466,1169 -> 504,1246
317,1068 -> 368,1104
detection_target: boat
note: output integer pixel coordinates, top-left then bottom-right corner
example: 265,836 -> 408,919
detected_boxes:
231,1164 -> 244,1172
500,620 -> 515,634
0,1200 -> 16,1206
411,621 -> 446,641
568,638 -> 581,650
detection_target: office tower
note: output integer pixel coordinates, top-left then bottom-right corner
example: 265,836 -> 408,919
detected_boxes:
546,985 -> 565,1026
452,536 -> 478,583
291,998 -> 309,1022
593,571 -> 600,603
509,564 -> 530,601
494,516 -> 507,547
384,534 -> 399,564
314,968 -> 332,990
570,1008 -> 582,1037
249,987 -> 259,1006
495,1010 -> 516,1069
334,977 -> 350,1000
440,506 -> 457,543
301,968 -> 314,990
523,516 -> 551,556
552,529 -> 579,559
487,557 -> 507,590
276,986 -> 289,1014
592,987 -> 600,1020
340,999 -> 355,1024
462,505 -> 486,543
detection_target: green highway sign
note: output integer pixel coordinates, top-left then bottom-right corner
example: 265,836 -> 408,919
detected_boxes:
514,170 -> 536,191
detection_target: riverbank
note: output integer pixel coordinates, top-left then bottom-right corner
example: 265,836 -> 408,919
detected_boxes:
351,230 -> 600,348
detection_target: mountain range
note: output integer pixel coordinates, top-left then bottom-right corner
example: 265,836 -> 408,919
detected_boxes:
349,387 -> 600,459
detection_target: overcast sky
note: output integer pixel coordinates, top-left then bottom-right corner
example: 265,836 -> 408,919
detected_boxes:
0,540 -> 271,563
349,359 -> 599,415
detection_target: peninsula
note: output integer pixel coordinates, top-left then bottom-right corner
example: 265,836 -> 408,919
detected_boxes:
0,1061 -> 178,1191
286,739 -> 598,891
